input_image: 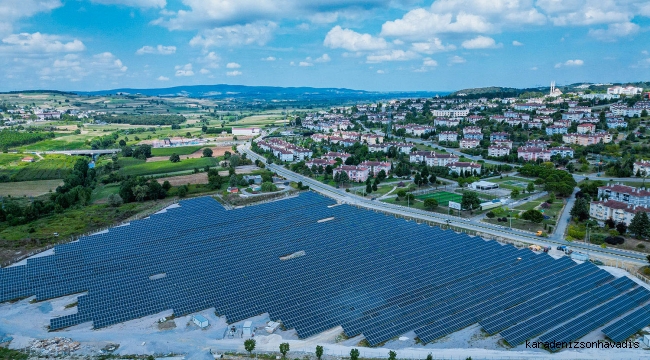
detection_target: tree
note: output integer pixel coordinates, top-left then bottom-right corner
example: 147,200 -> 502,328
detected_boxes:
604,217 -> 616,229
388,351 -> 397,360
616,221 -> 628,235
527,182 -> 535,193
521,209 -> 544,223
461,192 -> 481,212
396,189 -> 407,198
405,193 -> 415,202
169,153 -> 180,163
426,354 -> 432,360
162,180 -> 172,191
570,197 -> 590,221
366,183 -> 372,194
629,212 -> 650,239
133,185 -> 148,202
203,148 -> 213,157
244,339 -> 256,356
229,175 -> 238,188
350,348 -> 360,360
177,185 -> 188,197
511,188 -> 520,198
316,345 -> 324,360
424,198 -> 438,211
279,343 -> 290,359
107,193 -> 123,207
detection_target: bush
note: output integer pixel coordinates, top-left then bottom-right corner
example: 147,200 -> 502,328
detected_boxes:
604,236 -> 625,245
568,225 -> 586,240
485,211 -> 495,219
637,244 -> 646,249
107,193 -> 123,207
643,267 -> 650,276
590,233 -> 606,245
423,198 -> 438,211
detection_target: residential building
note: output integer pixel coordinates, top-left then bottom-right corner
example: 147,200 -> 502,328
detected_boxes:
463,127 -> 483,140
432,109 -> 470,117
633,161 -> 650,176
460,138 -> 480,149
305,158 -> 337,169
488,146 -> 510,157
577,123 -> 596,134
493,140 -> 513,149
562,133 -> 613,146
597,184 -> 650,207
323,152 -> 351,161
607,86 -> 644,96
434,118 -> 461,127
490,132 -> 509,141
546,125 -> 569,135
232,127 -> 261,136
606,118 -> 628,129
525,140 -> 550,148
394,124 -> 434,136
359,161 -> 391,176
446,162 -> 482,175
549,147 -> 574,158
333,165 -> 370,182
361,134 -> 384,144
517,146 -> 551,162
409,151 -> 459,167
368,142 -> 414,153
438,131 -> 458,142
589,199 -> 650,226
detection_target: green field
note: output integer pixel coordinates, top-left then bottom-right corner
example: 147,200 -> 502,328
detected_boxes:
0,153 -> 24,166
17,138 -> 90,151
0,179 -> 63,197
415,191 -> 462,206
118,157 -> 221,177
0,155 -> 76,181
151,145 -> 204,157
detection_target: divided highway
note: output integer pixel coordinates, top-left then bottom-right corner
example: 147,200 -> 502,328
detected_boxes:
240,143 -> 648,265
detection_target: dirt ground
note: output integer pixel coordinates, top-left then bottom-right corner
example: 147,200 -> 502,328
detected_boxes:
156,173 -> 208,186
147,146 -> 231,162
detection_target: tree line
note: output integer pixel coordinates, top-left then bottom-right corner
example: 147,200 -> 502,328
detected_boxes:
94,114 -> 186,125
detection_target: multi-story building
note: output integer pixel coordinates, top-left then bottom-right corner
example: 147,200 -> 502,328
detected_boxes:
434,118 -> 461,127
305,158 -> 337,169
359,161 -> 391,176
446,162 -> 482,175
368,142 -> 414,153
488,146 -> 510,157
394,124 -> 434,136
361,134 -> 384,144
438,131 -> 458,142
597,184 -> 650,207
333,165 -> 370,182
460,138 -> 480,149
493,140 -> 513,149
589,199 -> 650,226
562,133 -> 613,146
490,132 -> 509,141
517,146 -> 551,162
606,118 -> 628,129
257,139 -> 312,161
463,126 -> 483,138
409,151 -> 459,167
546,125 -> 569,135
607,86 -> 644,96
549,147 -> 574,158
525,140 -> 550,148
634,161 -> 650,176
577,123 -> 596,134
432,109 -> 470,117
323,152 -> 351,161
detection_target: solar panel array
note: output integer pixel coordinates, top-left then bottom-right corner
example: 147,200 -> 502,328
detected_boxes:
1,192 -> 649,349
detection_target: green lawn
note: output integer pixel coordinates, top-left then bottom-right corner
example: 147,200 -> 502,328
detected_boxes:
482,195 -> 565,234
118,157 -> 221,177
0,179 -> 63,197
91,184 -> 121,203
415,191 -> 462,207
0,153 -> 24,166
150,145 -> 204,156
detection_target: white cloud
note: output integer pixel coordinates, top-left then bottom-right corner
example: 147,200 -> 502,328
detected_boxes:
299,61 -> 313,67
157,75 -> 169,81
175,63 -> 194,76
376,69 -> 385,74
189,21 -> 277,48
262,56 -> 276,61
589,22 -> 640,41
642,50 -> 649,55
448,55 -> 466,65
555,59 -> 584,68
227,70 -> 242,76
531,66 -> 538,70
197,51 -> 220,69
423,58 -> 438,67
226,62 -> 241,68
461,35 -> 502,49
136,45 -> 176,55
324,26 -> 388,52
92,52 -> 127,72
366,50 -> 418,63
1,32 -> 85,53
512,40 -> 524,46
315,54 -> 331,63
411,38 -> 455,54
0,0 -> 63,35
90,0 -> 165,8
35,51 -> 128,83
381,9 -> 493,40
199,68 -> 211,74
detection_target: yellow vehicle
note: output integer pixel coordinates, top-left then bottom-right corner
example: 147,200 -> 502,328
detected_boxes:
529,244 -> 542,252
536,230 -> 543,236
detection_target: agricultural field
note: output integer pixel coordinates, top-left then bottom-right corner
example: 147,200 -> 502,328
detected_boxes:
0,154 -> 77,181
118,156 -> 222,177
0,153 -> 24,166
0,179 -> 63,197
150,145 -> 204,157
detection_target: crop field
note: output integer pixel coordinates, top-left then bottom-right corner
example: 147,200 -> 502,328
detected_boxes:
0,153 -> 24,166
118,157 -> 221,177
1,155 -> 76,181
415,191 -> 462,206
17,138 -> 90,151
150,145 -> 204,157
0,179 -> 63,197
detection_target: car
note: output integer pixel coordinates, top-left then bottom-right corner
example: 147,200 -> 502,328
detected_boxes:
524,197 -> 530,200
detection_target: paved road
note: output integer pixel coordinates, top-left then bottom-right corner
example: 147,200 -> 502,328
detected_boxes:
240,143 -> 648,265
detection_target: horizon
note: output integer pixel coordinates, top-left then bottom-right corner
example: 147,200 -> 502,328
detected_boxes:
1,1 -> 649,92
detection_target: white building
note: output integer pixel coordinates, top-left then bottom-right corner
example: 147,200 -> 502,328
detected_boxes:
549,147 -> 574,158
438,131 -> 458,142
446,162 -> 482,175
607,86 -> 643,96
409,151 -> 459,167
232,127 -> 261,136
488,146 -> 510,157
634,161 -> 650,176
597,184 -> 650,207
589,199 -> 650,226
460,138 -> 480,149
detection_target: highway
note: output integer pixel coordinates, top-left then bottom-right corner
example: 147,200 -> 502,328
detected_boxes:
240,142 -> 648,265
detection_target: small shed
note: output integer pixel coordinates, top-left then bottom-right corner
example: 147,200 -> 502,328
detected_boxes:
243,321 -> 253,336
21,157 -> 34,162
192,314 -> 209,328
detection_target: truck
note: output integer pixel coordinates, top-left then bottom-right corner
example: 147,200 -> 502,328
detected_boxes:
536,230 -> 543,236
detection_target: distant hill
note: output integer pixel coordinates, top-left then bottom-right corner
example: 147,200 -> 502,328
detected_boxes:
453,82 -> 650,99
74,84 -> 447,100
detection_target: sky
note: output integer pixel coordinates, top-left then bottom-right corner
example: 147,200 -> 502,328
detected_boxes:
1,0 -> 650,92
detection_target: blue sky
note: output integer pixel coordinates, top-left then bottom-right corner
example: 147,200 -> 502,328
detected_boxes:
1,0 -> 649,92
